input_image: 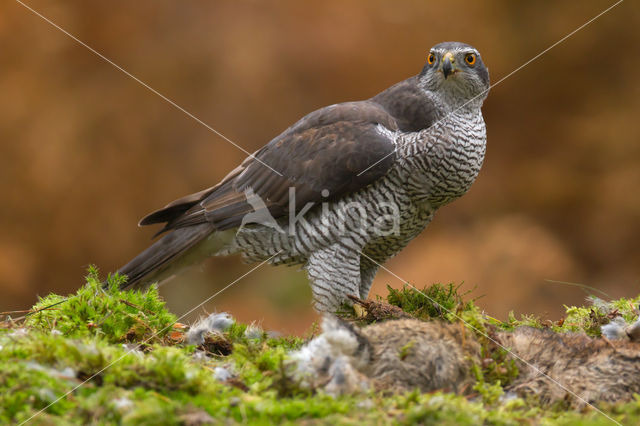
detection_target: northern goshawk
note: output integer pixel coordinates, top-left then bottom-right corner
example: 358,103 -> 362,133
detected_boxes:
117,41 -> 490,311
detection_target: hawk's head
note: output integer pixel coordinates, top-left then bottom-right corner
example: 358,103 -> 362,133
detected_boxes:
419,41 -> 490,106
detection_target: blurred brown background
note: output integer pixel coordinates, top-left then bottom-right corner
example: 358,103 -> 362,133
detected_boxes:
1,1 -> 638,334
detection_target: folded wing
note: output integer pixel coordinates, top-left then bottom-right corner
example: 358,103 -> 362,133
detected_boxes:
141,100 -> 403,234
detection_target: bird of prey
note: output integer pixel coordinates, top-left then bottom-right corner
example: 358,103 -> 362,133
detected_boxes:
117,41 -> 490,312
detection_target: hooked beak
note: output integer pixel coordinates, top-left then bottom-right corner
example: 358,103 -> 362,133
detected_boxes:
442,51 -> 455,79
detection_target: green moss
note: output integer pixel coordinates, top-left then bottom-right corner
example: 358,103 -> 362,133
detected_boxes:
25,266 -> 177,343
503,311 -> 545,330
399,340 -> 416,361
2,271 -> 640,424
608,296 -> 640,322
386,282 -> 474,320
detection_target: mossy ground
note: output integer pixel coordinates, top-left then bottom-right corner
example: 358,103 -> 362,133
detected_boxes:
2,269 -> 640,425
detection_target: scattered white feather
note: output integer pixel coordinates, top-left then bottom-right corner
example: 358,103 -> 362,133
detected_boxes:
25,361 -> 76,380
37,388 -> 58,403
601,316 -> 640,341
587,296 -> 612,313
324,355 -> 369,396
208,312 -> 234,332
58,367 -> 76,380
267,330 -> 282,339
626,318 -> 640,342
244,325 -> 263,340
601,318 -> 628,340
288,316 -> 370,394
121,343 -> 144,357
357,399 -> 374,409
322,318 -> 360,356
213,365 -> 234,382
191,350 -> 209,362
113,397 -> 134,410
9,328 -> 28,338
186,312 -> 235,346
500,391 -> 521,403
288,334 -> 332,381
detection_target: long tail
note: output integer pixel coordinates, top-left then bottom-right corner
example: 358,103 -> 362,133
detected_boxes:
23,224 -> 220,318
115,223 -> 217,290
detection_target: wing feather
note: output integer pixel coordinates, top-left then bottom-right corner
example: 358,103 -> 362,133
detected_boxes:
140,79 -> 438,234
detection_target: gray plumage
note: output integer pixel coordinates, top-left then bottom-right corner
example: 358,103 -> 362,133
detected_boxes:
117,41 -> 490,311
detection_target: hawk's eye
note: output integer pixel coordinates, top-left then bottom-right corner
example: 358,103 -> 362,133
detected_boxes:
427,53 -> 436,65
464,53 -> 476,66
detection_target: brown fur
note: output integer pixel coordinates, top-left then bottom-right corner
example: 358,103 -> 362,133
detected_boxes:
361,319 -> 479,394
498,327 -> 640,407
294,317 -> 640,406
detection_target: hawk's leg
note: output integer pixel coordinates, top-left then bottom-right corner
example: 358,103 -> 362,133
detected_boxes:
305,244 -> 361,312
359,261 -> 380,300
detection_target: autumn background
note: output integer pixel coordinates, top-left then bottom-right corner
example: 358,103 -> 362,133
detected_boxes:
1,1 -> 638,333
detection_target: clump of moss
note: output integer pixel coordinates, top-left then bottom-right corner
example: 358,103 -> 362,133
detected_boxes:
24,266 -> 177,344
550,296 -> 640,337
386,283 -> 474,321
502,311 -> 545,331
556,305 -> 610,337
472,343 -> 520,391
500,295 -> 640,338
607,296 -> 640,322
0,329 -> 229,423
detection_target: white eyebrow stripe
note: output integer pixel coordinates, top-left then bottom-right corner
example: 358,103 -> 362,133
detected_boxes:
431,47 -> 479,55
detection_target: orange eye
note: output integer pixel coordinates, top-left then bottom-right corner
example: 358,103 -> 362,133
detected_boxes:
465,53 -> 476,66
427,53 -> 436,65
